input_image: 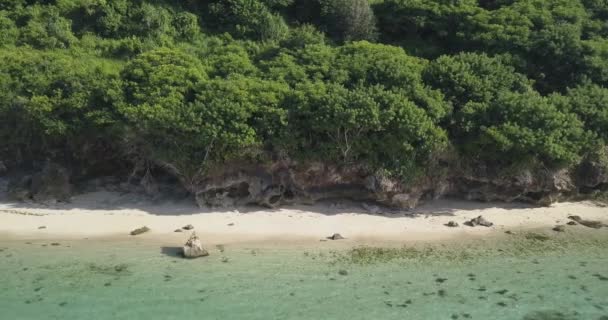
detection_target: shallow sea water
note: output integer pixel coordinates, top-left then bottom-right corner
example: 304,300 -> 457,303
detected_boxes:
1,231 -> 607,320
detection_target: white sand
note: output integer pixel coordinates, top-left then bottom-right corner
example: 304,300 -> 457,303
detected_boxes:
0,190 -> 606,245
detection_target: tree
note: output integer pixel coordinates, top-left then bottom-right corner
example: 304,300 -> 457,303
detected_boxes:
457,91 -> 588,166
424,52 -> 532,110
335,41 -> 450,121
284,82 -> 447,175
561,83 -> 608,143
320,0 -> 377,42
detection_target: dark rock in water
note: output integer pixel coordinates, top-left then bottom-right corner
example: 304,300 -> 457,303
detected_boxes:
130,226 -> 150,236
327,233 -> 345,240
182,232 -> 209,258
227,223 -> 235,226
182,224 -> 194,230
338,269 -> 348,276
568,215 -> 606,229
174,229 -> 183,233
38,226 -> 46,230
504,230 -> 515,235
465,216 -> 493,227
50,243 -> 60,246
445,221 -> 459,228
552,225 -> 566,232
567,221 -> 578,226
114,264 -> 128,273
523,311 -> 578,320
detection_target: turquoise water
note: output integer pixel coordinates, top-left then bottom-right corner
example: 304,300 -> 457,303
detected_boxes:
1,232 -> 607,320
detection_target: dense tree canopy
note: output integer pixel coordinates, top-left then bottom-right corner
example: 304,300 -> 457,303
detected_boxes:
1,0 -> 607,189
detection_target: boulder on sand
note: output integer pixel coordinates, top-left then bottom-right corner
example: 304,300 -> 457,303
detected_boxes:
465,216 -> 494,227
130,226 -> 150,236
445,221 -> 459,228
327,233 -> 345,240
182,233 -> 209,258
568,215 -> 606,229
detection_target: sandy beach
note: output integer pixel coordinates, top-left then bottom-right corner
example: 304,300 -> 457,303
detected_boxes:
1,190 -> 606,246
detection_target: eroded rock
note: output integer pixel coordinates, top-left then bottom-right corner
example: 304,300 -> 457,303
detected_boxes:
30,163 -> 72,204
328,233 -> 345,240
182,233 -> 209,258
465,216 -> 494,227
568,215 -> 606,229
130,226 -> 150,236
552,225 -> 566,232
445,221 -> 459,228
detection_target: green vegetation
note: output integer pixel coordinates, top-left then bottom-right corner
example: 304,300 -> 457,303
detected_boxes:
0,0 -> 607,190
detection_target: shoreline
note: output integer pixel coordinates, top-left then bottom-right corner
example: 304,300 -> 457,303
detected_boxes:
1,191 -> 606,247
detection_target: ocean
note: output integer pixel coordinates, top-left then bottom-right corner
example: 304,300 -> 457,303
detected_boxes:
1,230 -> 607,320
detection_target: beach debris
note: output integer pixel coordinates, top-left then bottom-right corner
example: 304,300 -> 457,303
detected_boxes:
464,216 -> 494,227
221,257 -> 229,263
567,221 -> 578,226
567,215 -> 606,229
182,224 -> 194,230
445,221 -> 459,228
338,269 -> 348,276
504,230 -> 515,235
50,242 -> 60,246
174,229 -> 183,232
362,203 -> 381,214
552,225 -> 566,232
130,226 -> 150,236
327,233 -> 345,240
38,226 -> 46,229
182,232 -> 209,259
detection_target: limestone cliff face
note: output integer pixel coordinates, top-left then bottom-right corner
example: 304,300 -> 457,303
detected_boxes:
193,162 -> 429,209
4,152 -> 607,209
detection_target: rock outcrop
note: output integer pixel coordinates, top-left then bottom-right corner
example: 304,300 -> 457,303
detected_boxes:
7,162 -> 72,204
465,216 -> 494,227
445,221 -> 459,228
182,233 -> 209,258
568,215 -> 606,229
192,162 -> 437,209
451,166 -> 575,206
327,233 -> 345,240
130,226 -> 150,236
